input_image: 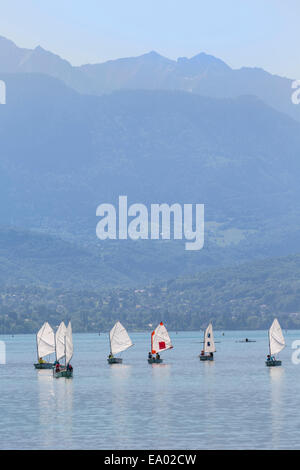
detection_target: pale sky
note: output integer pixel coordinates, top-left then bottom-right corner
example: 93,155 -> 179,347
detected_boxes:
0,0 -> 299,79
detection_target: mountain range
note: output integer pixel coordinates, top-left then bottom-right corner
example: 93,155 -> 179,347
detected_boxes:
1,35 -> 300,329
1,71 -> 300,280
0,35 -> 299,123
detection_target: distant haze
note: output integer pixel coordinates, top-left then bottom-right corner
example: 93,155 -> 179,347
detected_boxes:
1,8 -> 300,331
0,0 -> 299,78
1,34 -> 299,125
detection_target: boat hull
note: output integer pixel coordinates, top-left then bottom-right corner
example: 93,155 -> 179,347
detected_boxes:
107,357 -> 123,364
199,355 -> 214,361
266,360 -> 282,367
148,358 -> 163,364
53,368 -> 73,378
34,362 -> 54,369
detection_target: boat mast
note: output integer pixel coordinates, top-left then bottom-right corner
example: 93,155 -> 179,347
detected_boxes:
36,333 -> 39,361
55,335 -> 58,362
55,329 -> 58,362
64,334 -> 67,367
151,330 -> 154,354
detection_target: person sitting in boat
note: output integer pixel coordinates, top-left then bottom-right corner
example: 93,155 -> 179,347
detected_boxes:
209,352 -> 214,358
148,352 -> 153,360
55,362 -> 60,372
156,353 -> 160,360
38,357 -> 45,364
200,350 -> 205,356
266,355 -> 271,361
108,353 -> 114,360
67,363 -> 73,372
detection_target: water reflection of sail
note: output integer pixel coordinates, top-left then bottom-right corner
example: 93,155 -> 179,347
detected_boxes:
37,372 -> 56,447
269,367 -> 284,449
110,365 -> 132,446
37,371 -> 73,448
201,358 -> 216,437
151,364 -> 171,442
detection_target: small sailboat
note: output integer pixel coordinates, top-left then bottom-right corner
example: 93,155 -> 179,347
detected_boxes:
53,321 -> 74,378
148,322 -> 173,364
107,321 -> 133,364
199,323 -> 215,361
54,321 -> 66,364
34,322 -> 55,369
265,318 -> 285,367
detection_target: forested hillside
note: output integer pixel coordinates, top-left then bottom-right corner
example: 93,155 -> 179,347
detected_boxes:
2,253 -> 300,333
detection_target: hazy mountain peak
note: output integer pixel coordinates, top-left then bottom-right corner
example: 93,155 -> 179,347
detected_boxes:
140,50 -> 173,62
0,35 -> 23,55
177,52 -> 231,71
34,45 -> 44,52
0,34 -> 298,123
192,51 -> 230,66
0,35 -> 17,46
19,43 -> 74,73
143,50 -> 161,57
32,44 -> 69,62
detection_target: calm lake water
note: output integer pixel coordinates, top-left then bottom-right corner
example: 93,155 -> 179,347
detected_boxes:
0,330 -> 300,450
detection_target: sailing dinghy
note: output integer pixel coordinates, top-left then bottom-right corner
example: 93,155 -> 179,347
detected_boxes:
53,321 -> 74,378
34,322 -> 56,369
107,321 -> 133,364
265,318 -> 285,367
199,323 -> 216,361
148,322 -> 173,364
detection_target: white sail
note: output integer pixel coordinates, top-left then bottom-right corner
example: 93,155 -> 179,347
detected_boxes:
65,322 -> 73,366
151,322 -> 173,354
55,321 -> 67,361
269,318 -> 285,356
204,323 -> 216,354
110,321 -> 133,355
36,322 -> 55,359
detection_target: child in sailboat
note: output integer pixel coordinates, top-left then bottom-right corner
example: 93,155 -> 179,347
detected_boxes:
266,354 -> 275,361
148,352 -> 153,360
